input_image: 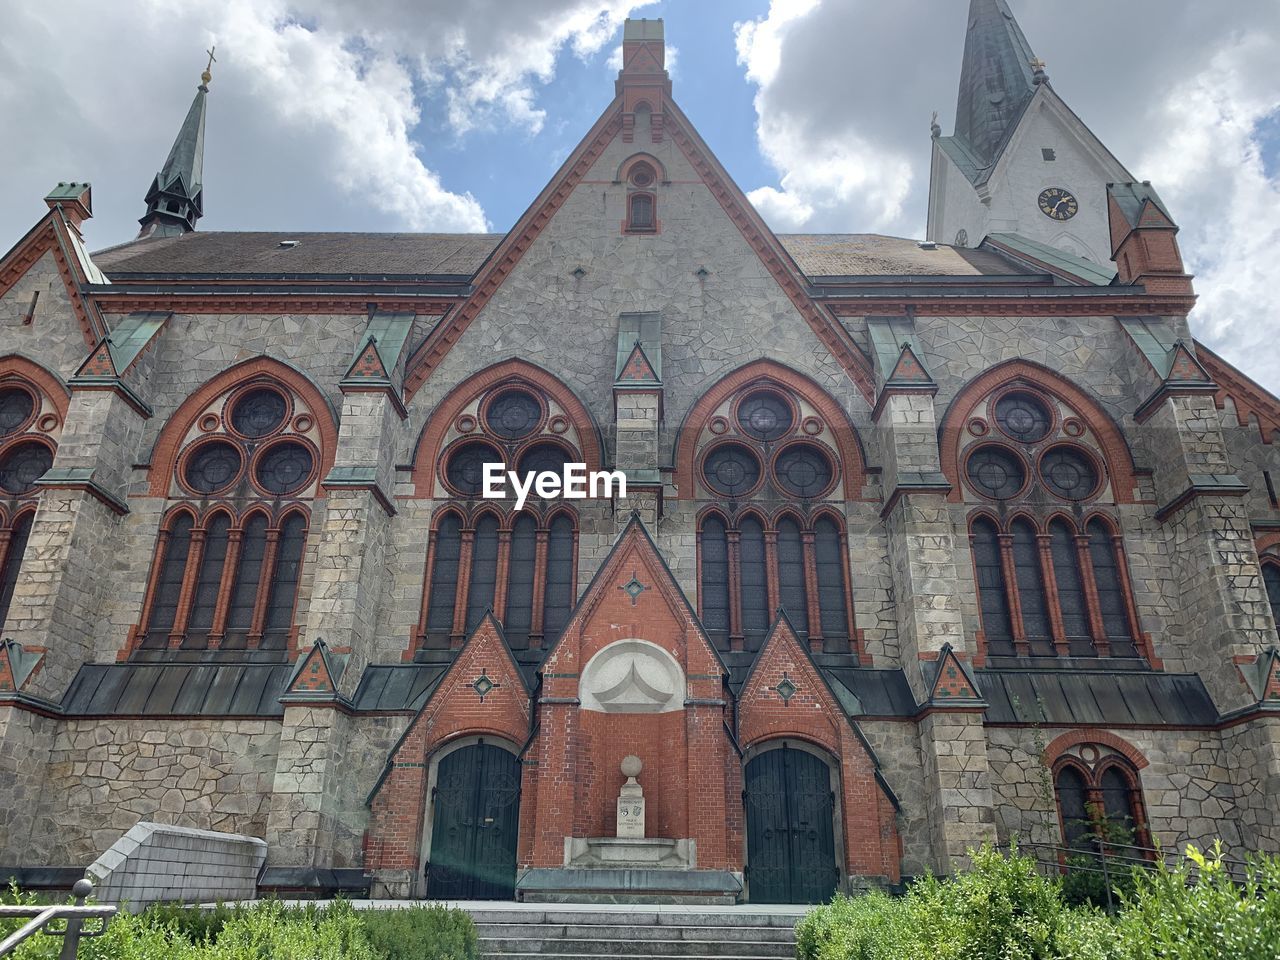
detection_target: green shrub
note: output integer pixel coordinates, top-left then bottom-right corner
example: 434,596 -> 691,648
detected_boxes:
1112,843 -> 1280,960
361,904 -> 478,960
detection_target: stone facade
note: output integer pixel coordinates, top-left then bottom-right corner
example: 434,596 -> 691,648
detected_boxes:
1,11 -> 1279,903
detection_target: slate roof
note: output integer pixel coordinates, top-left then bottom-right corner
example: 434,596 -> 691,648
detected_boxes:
92,231 -> 506,278
979,669 -> 1219,726
952,0 -> 1038,171
90,231 -> 1030,281
61,662 -> 291,716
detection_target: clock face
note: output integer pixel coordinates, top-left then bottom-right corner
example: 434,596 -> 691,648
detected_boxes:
1038,187 -> 1078,221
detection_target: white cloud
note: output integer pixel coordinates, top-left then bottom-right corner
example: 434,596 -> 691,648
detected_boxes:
733,0 -> 1280,389
0,0 -> 654,246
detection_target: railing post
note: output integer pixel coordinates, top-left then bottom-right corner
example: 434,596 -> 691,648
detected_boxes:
57,879 -> 94,960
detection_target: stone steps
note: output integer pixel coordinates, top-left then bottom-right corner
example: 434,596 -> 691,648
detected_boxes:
467,906 -> 801,960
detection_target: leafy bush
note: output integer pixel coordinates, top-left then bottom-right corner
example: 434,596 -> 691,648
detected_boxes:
1112,843 -> 1280,960
362,904 -> 478,960
798,844 -> 1280,960
798,845 -> 1112,960
1,893 -> 475,960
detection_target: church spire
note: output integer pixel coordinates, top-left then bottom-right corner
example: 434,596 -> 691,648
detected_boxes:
953,0 -> 1038,167
137,48 -> 214,238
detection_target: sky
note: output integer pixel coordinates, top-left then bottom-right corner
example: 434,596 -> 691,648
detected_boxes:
1,0 -> 1278,391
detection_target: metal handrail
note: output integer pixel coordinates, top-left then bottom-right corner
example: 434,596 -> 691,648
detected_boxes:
1003,839 -> 1254,912
0,880 -> 115,959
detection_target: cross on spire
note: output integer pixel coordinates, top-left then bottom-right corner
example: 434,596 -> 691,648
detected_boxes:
202,45 -> 217,87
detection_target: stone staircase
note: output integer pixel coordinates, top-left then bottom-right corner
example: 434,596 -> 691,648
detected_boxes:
466,904 -> 804,960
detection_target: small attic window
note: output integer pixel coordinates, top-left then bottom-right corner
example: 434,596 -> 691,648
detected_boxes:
278,240 -> 300,249
627,192 -> 655,233
1041,148 -> 1056,161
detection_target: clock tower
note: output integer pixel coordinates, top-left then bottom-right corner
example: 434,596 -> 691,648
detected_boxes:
926,0 -> 1133,268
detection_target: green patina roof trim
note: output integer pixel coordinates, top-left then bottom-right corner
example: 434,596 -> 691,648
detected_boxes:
987,233 -> 1117,286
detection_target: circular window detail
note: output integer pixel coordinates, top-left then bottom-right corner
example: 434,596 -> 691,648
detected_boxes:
0,387 -> 35,436
966,445 -> 1026,500
485,389 -> 542,440
455,414 -> 477,434
230,388 -> 288,438
773,443 -> 835,498
255,441 -> 315,496
548,415 -> 570,435
183,440 -> 242,495
1063,417 -> 1085,438
198,413 -> 220,433
37,413 -> 60,434
967,418 -> 989,437
445,440 -> 502,496
629,162 -> 656,188
516,442 -> 571,481
994,392 -> 1052,444
0,440 -> 53,495
703,443 -> 762,497
709,416 -> 729,436
1040,446 -> 1100,501
736,391 -> 793,441
801,416 -> 824,437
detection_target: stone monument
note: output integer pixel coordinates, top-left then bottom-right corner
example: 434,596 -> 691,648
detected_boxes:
616,755 -> 645,838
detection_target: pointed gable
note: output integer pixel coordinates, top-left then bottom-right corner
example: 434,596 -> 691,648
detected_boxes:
1239,647 -> 1280,708
887,342 -> 934,386
78,340 -> 118,379
282,638 -> 349,701
0,209 -> 106,348
540,514 -> 725,703
347,337 -> 388,380
1167,342 -> 1211,384
923,643 -> 985,706
402,20 -> 874,403
616,340 -> 660,384
738,614 -> 844,751
0,639 -> 44,693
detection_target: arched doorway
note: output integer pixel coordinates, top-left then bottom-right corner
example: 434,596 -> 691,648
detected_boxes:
425,741 -> 521,900
744,743 -> 839,903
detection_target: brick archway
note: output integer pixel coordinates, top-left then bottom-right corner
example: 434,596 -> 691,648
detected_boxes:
938,359 -> 1138,503
673,360 -> 867,500
0,354 -> 70,422
1042,729 -> 1150,770
409,359 -> 604,496
146,357 -> 338,497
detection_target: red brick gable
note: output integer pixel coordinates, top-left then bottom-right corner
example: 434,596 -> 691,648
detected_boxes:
738,617 -> 843,752
364,614 -> 532,874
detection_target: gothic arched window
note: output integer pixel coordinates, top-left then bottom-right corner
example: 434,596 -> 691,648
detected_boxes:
957,381 -> 1145,661
1053,752 -> 1150,853
416,377 -> 584,652
624,158 -> 658,233
691,380 -> 855,655
0,510 -> 35,630
0,367 -> 63,631
1263,558 -> 1280,640
135,372 -> 327,658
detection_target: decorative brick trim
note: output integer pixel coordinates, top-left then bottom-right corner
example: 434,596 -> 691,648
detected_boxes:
0,355 -> 71,423
827,295 -> 1197,318
1042,728 -> 1149,770
145,357 -> 337,497
92,295 -> 457,316
1197,341 -> 1280,444
0,214 -> 101,347
403,107 -> 626,398
939,359 -> 1138,504
673,360 -> 867,501
409,359 -> 602,496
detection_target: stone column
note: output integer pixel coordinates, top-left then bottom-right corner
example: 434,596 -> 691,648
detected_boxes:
875,388 -> 997,871
1143,394 -> 1272,710
6,388 -> 144,697
613,387 -> 661,528
265,388 -> 402,868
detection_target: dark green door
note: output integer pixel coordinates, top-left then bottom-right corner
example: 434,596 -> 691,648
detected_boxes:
426,743 -> 521,900
744,745 -> 839,903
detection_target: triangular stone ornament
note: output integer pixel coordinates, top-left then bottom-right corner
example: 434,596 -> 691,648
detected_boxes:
0,639 -> 43,692
77,339 -> 118,379
1239,647 -> 1280,707
616,341 -> 660,384
887,342 -> 934,385
284,638 -> 347,697
924,643 -> 985,704
1166,342 -> 1211,384
346,336 -> 388,380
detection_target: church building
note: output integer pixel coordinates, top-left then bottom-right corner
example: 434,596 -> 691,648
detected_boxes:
1,2 -> 1279,904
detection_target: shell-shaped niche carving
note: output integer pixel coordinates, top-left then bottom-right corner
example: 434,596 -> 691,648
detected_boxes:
579,639 -> 685,714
